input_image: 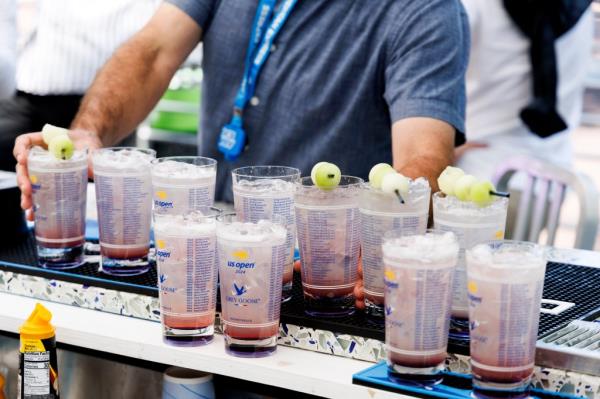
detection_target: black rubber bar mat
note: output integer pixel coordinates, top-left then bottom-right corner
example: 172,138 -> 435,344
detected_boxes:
1,232 -> 599,356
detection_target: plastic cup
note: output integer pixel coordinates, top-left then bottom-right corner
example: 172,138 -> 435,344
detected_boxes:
466,241 -> 546,397
92,147 -> 156,276
432,192 -> 509,340
295,176 -> 363,317
162,367 -> 215,399
28,146 -> 88,269
232,166 -> 300,303
217,213 -> 287,357
383,230 -> 459,384
154,207 -> 220,346
151,156 -> 217,214
359,178 -> 430,320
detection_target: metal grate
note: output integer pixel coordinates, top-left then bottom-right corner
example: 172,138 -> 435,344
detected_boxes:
1,232 -> 599,356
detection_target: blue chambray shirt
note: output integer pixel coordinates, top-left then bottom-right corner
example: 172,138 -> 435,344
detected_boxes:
166,0 -> 469,202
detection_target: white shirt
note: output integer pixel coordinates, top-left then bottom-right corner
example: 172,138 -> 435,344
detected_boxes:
458,0 -> 593,181
0,0 -> 17,99
16,0 -> 159,95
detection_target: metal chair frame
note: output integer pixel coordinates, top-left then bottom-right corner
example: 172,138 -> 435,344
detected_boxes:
492,156 -> 599,250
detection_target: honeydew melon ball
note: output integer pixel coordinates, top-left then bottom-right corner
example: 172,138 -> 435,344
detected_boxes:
437,166 -> 465,196
454,174 -> 477,201
310,162 -> 341,190
48,135 -> 74,160
41,124 -> 69,146
381,173 -> 410,196
369,163 -> 395,189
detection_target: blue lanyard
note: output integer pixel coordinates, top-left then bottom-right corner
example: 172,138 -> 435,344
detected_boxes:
234,0 -> 297,113
218,0 -> 297,160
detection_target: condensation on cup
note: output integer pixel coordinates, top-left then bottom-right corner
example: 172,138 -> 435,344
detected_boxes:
29,146 -> 88,269
466,241 -> 546,397
295,176 -> 362,317
217,213 -> 287,358
92,147 -> 155,276
151,156 -> 217,214
154,208 -> 220,346
232,166 -> 300,303
359,178 -> 430,320
432,192 -> 509,339
383,230 -> 459,384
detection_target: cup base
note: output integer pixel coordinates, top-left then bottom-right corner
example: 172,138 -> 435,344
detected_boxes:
100,256 -> 150,276
387,362 -> 445,386
37,244 -> 85,270
472,378 -> 531,399
224,335 -> 277,358
303,295 -> 355,318
163,325 -> 214,347
365,299 -> 385,323
282,281 -> 293,303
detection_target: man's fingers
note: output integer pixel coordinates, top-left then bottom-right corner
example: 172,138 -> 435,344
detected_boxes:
14,132 -> 44,164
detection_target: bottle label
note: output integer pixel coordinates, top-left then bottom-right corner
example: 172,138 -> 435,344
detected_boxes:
19,337 -> 59,398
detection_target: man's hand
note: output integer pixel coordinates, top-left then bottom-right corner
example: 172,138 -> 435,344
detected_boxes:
454,141 -> 487,162
13,129 -> 102,220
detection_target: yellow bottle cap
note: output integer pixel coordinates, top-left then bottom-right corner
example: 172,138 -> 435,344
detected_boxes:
19,303 -> 55,340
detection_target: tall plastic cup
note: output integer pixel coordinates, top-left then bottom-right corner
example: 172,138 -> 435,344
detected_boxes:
383,230 -> 459,384
295,176 -> 362,317
154,208 -> 220,346
151,156 -> 217,214
232,166 -> 300,303
92,147 -> 156,276
359,178 -> 430,320
28,146 -> 88,269
432,192 -> 509,340
217,213 -> 287,357
466,241 -> 546,397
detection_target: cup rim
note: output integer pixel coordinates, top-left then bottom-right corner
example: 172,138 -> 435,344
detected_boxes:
94,147 -> 157,157
232,165 -> 301,179
468,240 -> 547,261
432,191 -> 510,207
152,156 -> 217,168
163,366 -> 213,384
298,175 -> 364,188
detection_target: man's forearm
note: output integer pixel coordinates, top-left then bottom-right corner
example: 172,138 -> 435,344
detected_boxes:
71,3 -> 202,146
71,33 -> 173,145
391,117 -> 456,193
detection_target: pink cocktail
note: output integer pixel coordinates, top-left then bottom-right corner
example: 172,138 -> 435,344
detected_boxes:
232,166 -> 300,303
217,214 -> 287,357
295,176 -> 362,317
466,241 -> 546,396
93,147 -> 155,275
29,146 -> 88,269
383,230 -> 459,383
154,208 -> 219,346
359,178 -> 430,320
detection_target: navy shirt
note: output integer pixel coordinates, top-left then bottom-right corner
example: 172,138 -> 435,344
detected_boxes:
167,0 -> 469,202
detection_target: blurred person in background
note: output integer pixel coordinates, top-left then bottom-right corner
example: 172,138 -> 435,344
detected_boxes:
0,0 -> 160,171
456,0 -> 594,180
0,0 -> 16,100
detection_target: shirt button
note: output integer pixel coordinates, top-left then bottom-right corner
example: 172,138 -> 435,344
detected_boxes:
250,96 -> 260,106
271,44 -> 277,52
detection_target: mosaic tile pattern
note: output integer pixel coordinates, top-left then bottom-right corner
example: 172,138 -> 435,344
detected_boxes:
0,270 -> 160,322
